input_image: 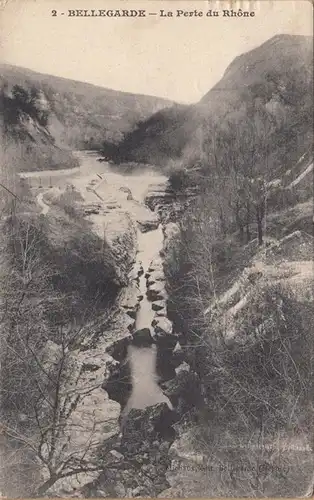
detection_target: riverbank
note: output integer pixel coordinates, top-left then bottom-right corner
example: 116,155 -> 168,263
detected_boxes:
28,152 -> 184,497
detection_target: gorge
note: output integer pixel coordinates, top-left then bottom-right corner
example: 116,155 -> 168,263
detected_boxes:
1,31 -> 313,498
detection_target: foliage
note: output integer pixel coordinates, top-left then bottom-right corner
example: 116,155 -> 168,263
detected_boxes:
197,283 -> 313,434
0,64 -> 172,149
1,84 -> 49,128
0,199 -> 120,496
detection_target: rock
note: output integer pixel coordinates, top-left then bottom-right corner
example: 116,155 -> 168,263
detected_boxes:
147,276 -> 156,286
172,346 -> 185,368
106,332 -> 132,361
173,341 -> 182,353
121,403 -> 177,450
156,350 -> 177,383
152,317 -> 173,339
147,271 -> 165,286
155,308 -> 167,317
162,371 -> 203,416
175,361 -> 190,375
138,219 -> 160,233
132,486 -> 149,497
147,282 -> 167,301
152,300 -> 167,311
81,362 -> 101,372
109,449 -> 124,461
132,328 -> 154,347
148,257 -> 163,273
128,261 -> 144,282
115,482 -> 127,497
119,283 -> 141,319
144,183 -> 175,213
103,360 -> 132,406
125,315 -> 136,332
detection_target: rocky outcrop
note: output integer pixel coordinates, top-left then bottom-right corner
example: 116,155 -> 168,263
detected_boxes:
99,211 -> 138,287
144,183 -> 199,224
128,260 -> 144,285
147,281 -> 167,301
137,218 -> 160,233
84,403 -> 178,498
161,222 -> 180,256
132,327 -> 154,348
65,177 -> 194,499
40,309 -> 133,496
118,282 -> 143,319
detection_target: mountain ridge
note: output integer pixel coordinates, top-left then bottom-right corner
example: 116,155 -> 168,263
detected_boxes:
108,34 -> 313,169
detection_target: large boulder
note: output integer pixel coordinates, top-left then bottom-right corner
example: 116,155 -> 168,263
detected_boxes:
152,300 -> 167,312
103,358 -> 132,407
148,256 -> 163,274
147,281 -> 167,301
118,283 -> 142,319
132,328 -> 154,348
162,370 -> 203,416
152,317 -> 177,350
137,218 -> 160,233
121,403 -> 177,451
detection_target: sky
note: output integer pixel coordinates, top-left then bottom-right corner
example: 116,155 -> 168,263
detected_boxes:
0,0 -> 312,103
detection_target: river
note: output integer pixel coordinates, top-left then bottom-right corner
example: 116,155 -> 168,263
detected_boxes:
25,151 -> 172,413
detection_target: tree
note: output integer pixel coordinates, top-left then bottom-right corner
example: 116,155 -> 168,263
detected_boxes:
0,213 -> 119,496
207,108 -> 276,245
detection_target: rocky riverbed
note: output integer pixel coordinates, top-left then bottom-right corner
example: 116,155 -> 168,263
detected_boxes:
35,153 -> 200,498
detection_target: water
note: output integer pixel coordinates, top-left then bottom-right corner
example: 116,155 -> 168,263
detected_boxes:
135,225 -> 164,331
126,222 -> 173,413
24,151 -> 171,412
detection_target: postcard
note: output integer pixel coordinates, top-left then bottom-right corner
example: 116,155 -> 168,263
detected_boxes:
0,0 -> 313,497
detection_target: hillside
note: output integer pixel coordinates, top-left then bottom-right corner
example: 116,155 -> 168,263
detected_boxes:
0,83 -> 79,172
110,34 -> 313,171
0,64 -> 173,149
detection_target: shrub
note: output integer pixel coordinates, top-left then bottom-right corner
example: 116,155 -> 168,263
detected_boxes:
198,283 -> 313,435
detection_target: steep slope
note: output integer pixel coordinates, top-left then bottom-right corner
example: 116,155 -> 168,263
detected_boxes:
110,34 -> 313,169
0,64 -> 174,149
0,84 -> 79,172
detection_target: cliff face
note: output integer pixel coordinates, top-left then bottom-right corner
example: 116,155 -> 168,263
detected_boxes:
0,85 -> 79,172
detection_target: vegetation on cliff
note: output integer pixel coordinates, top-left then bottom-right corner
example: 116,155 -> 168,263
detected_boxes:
160,33 -> 313,496
110,35 -> 312,172
0,82 -> 79,172
0,64 -> 173,150
0,173 -> 123,495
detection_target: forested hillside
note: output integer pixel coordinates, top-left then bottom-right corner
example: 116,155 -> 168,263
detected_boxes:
0,64 -> 173,150
157,33 -> 313,498
110,35 -> 312,173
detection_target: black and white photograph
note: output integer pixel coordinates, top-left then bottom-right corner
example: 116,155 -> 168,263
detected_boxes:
0,0 -> 313,497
